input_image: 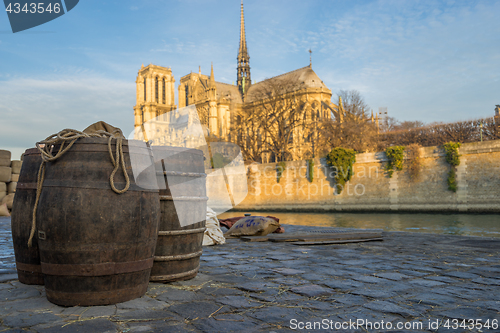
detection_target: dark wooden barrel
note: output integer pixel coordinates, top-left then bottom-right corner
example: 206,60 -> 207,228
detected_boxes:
36,138 -> 160,306
11,148 -> 44,285
150,147 -> 207,282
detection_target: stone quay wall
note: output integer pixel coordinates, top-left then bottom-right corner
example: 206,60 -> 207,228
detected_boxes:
231,140 -> 500,213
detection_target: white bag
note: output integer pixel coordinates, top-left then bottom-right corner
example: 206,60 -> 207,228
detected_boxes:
203,207 -> 226,246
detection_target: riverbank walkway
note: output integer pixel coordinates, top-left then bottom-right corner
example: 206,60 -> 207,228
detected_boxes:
1,218 -> 500,332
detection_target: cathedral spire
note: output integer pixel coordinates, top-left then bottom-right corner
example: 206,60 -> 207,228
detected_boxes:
239,0 -> 247,56
209,62 -> 216,87
237,0 -> 251,98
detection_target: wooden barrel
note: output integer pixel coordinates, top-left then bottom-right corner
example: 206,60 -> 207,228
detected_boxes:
36,138 -> 160,306
150,147 -> 207,282
11,148 -> 44,285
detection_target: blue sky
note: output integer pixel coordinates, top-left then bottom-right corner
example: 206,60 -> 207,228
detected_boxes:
1,0 -> 499,159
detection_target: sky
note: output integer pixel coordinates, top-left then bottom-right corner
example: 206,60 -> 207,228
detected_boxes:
0,0 -> 499,159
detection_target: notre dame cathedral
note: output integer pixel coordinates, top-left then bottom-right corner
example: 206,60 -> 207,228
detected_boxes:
133,1 -> 337,162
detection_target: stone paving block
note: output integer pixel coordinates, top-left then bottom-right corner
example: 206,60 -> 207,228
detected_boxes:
216,295 -> 261,308
250,291 -> 304,303
156,288 -> 209,302
343,267 -> 373,275
199,286 -> 241,297
0,296 -> 61,313
279,260 -> 312,268
0,327 -> 25,333
350,275 -> 387,284
442,271 -> 479,279
327,294 -> 367,307
240,270 -> 279,279
168,301 -> 226,320
2,311 -> 61,328
336,306 -> 400,325
425,275 -> 458,283
0,285 -> 41,301
473,300 -> 500,312
300,273 -> 330,282
113,309 -> 179,322
125,319 -> 197,333
271,277 -> 306,286
408,278 -> 446,287
322,279 -> 364,290
374,272 -> 411,281
432,286 -> 488,301
78,305 -> 117,319
236,281 -> 277,293
363,300 -> 421,319
433,307 -> 499,321
204,267 -> 231,274
289,284 -> 332,297
227,264 -> 256,272
471,277 -> 500,286
0,273 -> 17,283
116,296 -> 168,310
397,269 -> 430,277
350,288 -> 397,299
246,305 -> 309,324
408,292 -> 459,307
297,300 -> 337,311
35,317 -> 118,333
192,316 -> 260,332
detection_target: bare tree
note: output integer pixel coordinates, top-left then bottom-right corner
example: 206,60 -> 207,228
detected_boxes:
234,108 -> 265,163
240,77 -> 308,162
318,89 -> 379,153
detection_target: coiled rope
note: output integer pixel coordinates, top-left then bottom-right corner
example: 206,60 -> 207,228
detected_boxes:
28,128 -> 130,247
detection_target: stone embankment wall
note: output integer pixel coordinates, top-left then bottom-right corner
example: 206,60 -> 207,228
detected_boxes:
233,140 -> 500,213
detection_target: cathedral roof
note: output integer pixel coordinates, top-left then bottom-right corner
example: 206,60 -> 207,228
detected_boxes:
245,66 -> 330,103
215,82 -> 243,104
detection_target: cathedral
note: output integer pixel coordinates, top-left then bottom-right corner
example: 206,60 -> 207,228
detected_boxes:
134,1 -> 336,162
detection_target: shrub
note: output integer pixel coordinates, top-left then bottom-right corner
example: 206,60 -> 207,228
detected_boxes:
276,161 -> 286,183
385,146 -> 405,178
447,168 -> 457,192
443,142 -> 461,192
326,148 -> 356,194
307,159 -> 314,182
443,142 -> 461,166
406,143 -> 421,181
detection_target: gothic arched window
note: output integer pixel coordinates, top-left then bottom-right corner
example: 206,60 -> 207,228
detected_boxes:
155,77 -> 159,103
162,78 -> 166,104
143,77 -> 146,101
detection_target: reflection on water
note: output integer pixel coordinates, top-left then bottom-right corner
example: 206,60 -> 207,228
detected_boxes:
218,211 -> 500,238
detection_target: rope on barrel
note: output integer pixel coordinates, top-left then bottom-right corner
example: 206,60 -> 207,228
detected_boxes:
28,128 -> 129,247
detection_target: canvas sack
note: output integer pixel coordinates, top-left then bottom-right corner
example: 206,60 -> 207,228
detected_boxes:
0,203 -> 9,217
225,216 -> 280,237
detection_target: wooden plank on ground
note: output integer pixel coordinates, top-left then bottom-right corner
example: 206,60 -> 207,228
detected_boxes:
291,237 -> 384,246
240,231 -> 383,243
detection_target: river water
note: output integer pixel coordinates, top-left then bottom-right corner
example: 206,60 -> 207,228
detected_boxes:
2,212 -> 500,271
218,211 -> 500,238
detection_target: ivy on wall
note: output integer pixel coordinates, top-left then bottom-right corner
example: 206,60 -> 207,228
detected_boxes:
443,142 -> 461,192
307,159 -> 314,182
276,161 -> 286,183
406,143 -> 422,181
385,146 -> 405,178
326,148 -> 356,194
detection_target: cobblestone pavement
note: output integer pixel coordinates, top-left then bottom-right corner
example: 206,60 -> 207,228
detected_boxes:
1,218 -> 500,332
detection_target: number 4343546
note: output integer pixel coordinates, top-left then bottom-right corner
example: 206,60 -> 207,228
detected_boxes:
5,3 -> 61,14
443,319 -> 498,330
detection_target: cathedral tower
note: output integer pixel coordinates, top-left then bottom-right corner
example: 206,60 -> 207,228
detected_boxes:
237,0 -> 251,99
133,64 -> 176,128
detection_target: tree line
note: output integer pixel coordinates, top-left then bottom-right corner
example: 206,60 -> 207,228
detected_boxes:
233,80 -> 498,162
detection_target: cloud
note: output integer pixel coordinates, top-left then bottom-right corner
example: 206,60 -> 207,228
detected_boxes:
0,74 -> 135,158
310,0 -> 500,122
